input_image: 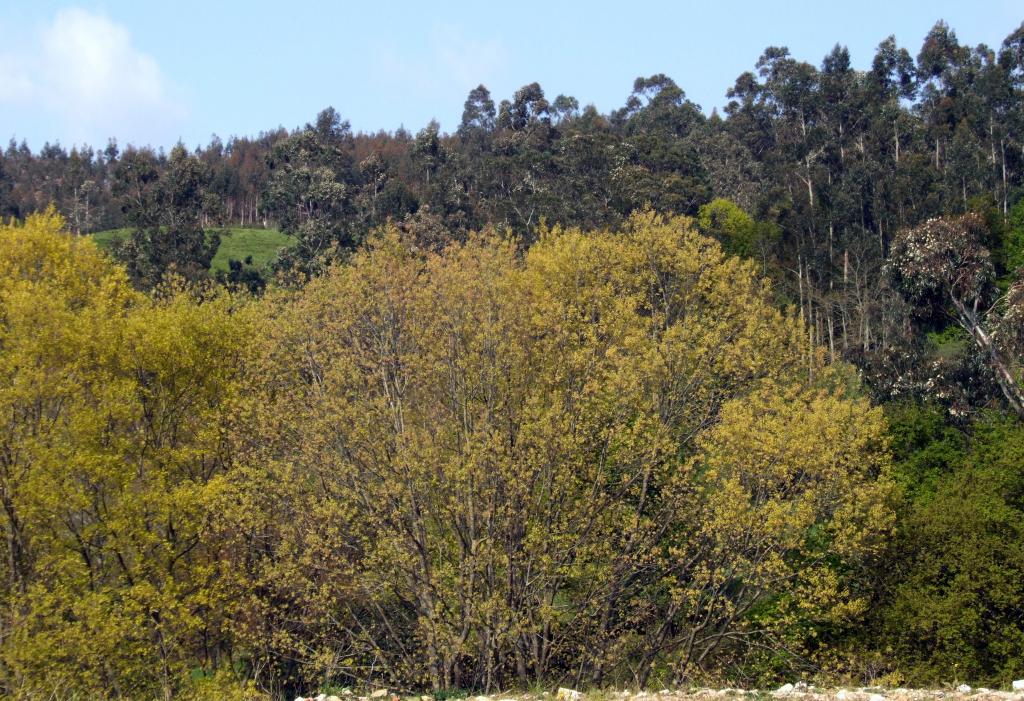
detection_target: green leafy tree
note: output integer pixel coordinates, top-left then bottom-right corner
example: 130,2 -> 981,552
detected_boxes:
114,144 -> 221,287
877,404 -> 1024,684
264,108 -> 358,272
697,197 -> 779,259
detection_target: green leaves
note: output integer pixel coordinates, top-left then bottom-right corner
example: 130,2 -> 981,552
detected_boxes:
879,410 -> 1024,684
113,144 -> 223,287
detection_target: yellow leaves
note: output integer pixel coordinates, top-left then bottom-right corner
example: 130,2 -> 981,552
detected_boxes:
698,376 -> 890,488
0,209 -> 896,692
686,373 -> 896,654
0,207 -> 137,311
229,209 -> 896,687
0,213 -> 257,697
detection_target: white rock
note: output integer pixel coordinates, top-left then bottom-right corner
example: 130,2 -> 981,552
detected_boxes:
557,689 -> 582,701
371,692 -> 389,699
869,694 -> 885,701
421,697 -> 433,701
836,692 -> 848,701
326,696 -> 342,701
1012,681 -> 1024,692
774,685 -> 795,697
316,695 -> 327,701
957,686 -> 972,694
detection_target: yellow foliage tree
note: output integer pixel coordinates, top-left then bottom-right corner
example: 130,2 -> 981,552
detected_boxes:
0,210 -> 259,700
231,211 -> 893,691
0,209 -> 894,697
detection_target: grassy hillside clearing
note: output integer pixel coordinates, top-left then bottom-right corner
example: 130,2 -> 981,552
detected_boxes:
90,226 -> 294,271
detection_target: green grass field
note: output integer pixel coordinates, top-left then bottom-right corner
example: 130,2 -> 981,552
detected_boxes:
209,227 -> 294,271
90,226 -> 295,272
90,227 -> 131,251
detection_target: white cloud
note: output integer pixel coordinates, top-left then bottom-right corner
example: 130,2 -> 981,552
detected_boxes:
0,8 -> 184,146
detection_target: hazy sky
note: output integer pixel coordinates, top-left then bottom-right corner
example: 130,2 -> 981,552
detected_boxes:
1,0 -> 1020,150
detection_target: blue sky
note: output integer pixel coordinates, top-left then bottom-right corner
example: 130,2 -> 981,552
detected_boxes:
1,0 -> 1020,151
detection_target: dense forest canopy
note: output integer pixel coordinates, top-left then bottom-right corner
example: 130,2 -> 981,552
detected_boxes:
2,17 -> 1024,701
4,20 -> 1024,408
